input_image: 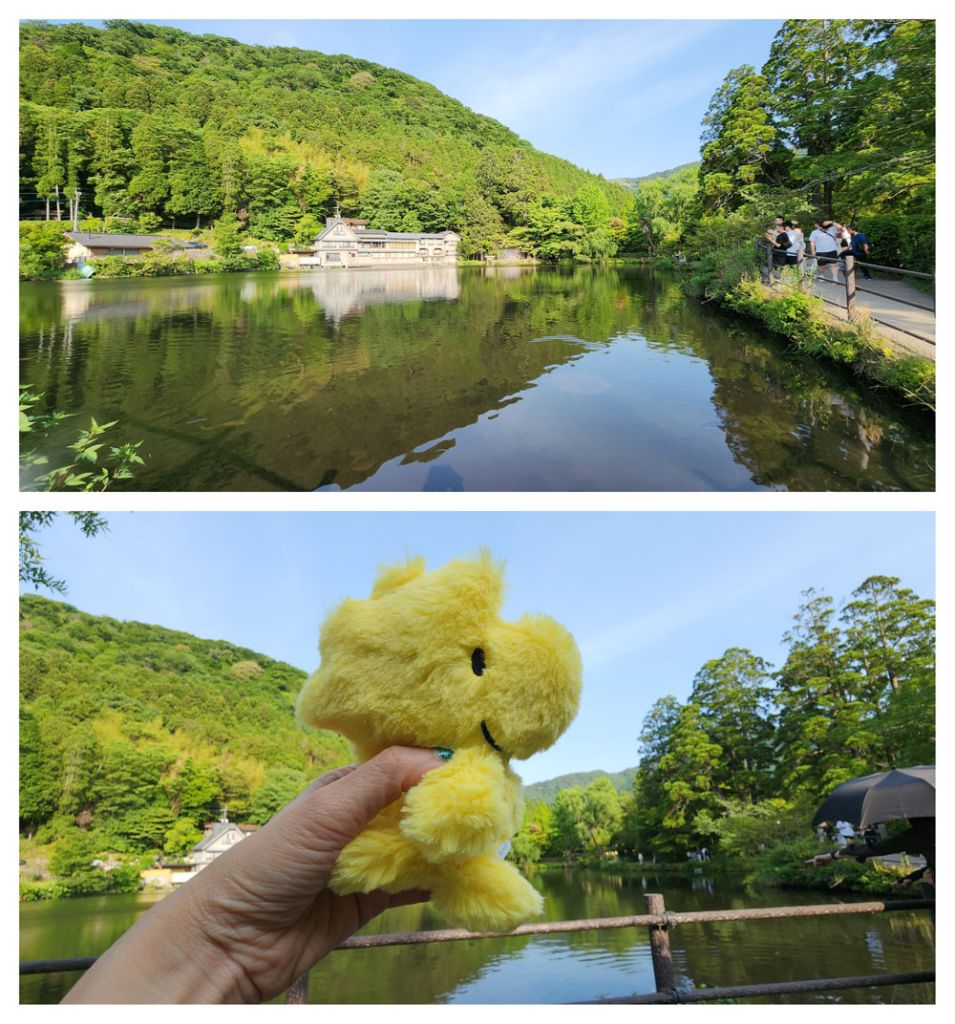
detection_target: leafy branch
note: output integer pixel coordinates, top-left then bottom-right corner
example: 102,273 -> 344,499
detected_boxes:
20,387 -> 146,491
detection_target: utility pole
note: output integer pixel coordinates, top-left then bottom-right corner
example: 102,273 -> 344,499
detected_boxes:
55,184 -> 61,221
72,189 -> 80,232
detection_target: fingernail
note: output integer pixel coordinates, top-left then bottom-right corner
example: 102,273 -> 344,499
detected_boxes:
436,747 -> 454,761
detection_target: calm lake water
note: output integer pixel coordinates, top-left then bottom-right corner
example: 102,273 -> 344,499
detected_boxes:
21,869 -> 934,1004
20,267 -> 933,491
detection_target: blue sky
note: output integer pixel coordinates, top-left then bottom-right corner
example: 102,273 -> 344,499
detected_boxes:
21,512 -> 934,784
59,19 -> 783,178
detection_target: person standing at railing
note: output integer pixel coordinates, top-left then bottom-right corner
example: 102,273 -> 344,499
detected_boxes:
849,226 -> 873,279
765,219 -> 791,280
809,219 -> 840,281
805,816 -> 935,923
789,220 -> 807,276
61,747 -> 443,1004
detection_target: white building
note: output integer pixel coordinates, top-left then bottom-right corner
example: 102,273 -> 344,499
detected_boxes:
304,211 -> 459,269
171,812 -> 258,883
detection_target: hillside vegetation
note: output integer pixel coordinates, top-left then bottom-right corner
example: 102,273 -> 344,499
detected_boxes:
19,20 -> 631,259
20,594 -> 350,885
612,162 -> 699,190
524,768 -> 636,805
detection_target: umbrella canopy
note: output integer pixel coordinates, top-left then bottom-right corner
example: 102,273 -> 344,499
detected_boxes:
812,765 -> 935,828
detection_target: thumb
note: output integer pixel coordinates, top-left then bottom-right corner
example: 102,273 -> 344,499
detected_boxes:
299,746 -> 445,849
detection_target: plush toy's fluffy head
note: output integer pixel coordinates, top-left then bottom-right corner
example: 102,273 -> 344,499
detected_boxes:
296,552 -> 581,761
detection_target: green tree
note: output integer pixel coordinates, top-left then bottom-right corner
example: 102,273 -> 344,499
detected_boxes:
19,705 -> 58,835
699,65 -> 784,213
775,589 -> 874,799
626,166 -> 699,256
164,818 -> 204,858
247,766 -> 308,825
550,787 -> 587,860
762,20 -> 868,216
840,576 -> 935,766
578,777 -> 623,855
19,222 -> 67,279
508,799 -> 552,868
689,647 -> 775,803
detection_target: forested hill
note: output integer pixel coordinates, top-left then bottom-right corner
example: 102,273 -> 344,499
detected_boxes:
525,767 -> 636,805
19,594 -> 351,854
612,162 -> 699,190
18,20 -> 631,256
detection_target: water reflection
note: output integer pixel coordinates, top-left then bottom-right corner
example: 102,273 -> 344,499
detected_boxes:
20,871 -> 933,1005
20,267 -> 934,491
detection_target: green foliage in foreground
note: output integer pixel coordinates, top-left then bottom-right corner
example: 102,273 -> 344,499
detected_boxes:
20,386 -> 145,491
19,595 -> 352,894
19,512 -> 108,595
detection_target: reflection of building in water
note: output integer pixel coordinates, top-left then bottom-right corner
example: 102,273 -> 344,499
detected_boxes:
303,267 -> 461,324
303,211 -> 459,269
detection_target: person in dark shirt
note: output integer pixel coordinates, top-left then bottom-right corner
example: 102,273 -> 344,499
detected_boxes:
765,218 -> 791,278
849,226 -> 873,279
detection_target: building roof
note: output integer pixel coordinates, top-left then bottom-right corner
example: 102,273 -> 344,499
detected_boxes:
66,232 -> 206,249
190,821 -> 255,852
316,218 -> 459,244
353,229 -> 459,240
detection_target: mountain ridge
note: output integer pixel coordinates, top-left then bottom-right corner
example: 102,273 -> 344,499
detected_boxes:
524,767 -> 637,805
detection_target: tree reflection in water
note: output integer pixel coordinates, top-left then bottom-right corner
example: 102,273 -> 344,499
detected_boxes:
20,267 -> 934,491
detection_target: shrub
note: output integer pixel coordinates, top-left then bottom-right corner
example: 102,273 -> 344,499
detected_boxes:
746,836 -> 911,895
19,222 -> 68,279
858,214 -> 934,274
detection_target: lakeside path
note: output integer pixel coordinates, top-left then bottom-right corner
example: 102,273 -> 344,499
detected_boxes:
805,273 -> 935,359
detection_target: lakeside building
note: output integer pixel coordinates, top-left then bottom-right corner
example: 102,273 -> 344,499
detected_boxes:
162,811 -> 258,884
64,232 -> 208,264
302,211 -> 459,269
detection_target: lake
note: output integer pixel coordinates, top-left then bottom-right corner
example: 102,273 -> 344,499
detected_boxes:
19,267 -> 934,491
20,869 -> 934,1004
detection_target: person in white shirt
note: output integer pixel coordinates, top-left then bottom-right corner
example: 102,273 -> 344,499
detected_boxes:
809,219 -> 840,281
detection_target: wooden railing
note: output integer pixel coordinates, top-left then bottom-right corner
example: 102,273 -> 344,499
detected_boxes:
21,894 -> 934,1004
755,239 -> 935,345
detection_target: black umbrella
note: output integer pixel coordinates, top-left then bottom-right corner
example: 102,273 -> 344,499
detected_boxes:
812,765 -> 935,828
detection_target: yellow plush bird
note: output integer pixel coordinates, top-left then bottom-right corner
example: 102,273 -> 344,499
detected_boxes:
296,551 -> 582,931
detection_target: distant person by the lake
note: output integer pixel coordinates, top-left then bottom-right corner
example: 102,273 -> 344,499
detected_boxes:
783,221 -> 801,268
62,747 -> 441,1004
849,226 -> 873,279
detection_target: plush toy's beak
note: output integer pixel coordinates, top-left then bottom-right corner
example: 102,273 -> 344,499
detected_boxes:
481,614 -> 582,760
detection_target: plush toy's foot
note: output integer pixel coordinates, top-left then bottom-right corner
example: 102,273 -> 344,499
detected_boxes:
432,854 -> 544,932
330,828 -> 426,895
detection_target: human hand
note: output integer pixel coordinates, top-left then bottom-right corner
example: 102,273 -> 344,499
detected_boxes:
805,853 -> 835,867
63,747 -> 442,1004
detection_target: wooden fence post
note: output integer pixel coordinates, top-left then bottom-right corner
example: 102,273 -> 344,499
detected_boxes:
644,893 -> 675,992
844,254 -> 857,320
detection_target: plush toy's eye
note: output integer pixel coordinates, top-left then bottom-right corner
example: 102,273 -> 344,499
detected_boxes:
471,647 -> 486,676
